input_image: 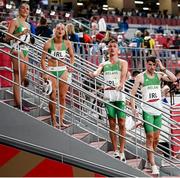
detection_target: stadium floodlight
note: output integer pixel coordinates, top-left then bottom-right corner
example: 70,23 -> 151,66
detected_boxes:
103,4 -> 108,8
143,7 -> 149,10
50,11 -> 55,16
135,1 -> 143,4
65,13 -> 70,18
103,7 -> 108,11
36,9 -> 42,14
77,3 -> 83,6
6,4 -> 12,9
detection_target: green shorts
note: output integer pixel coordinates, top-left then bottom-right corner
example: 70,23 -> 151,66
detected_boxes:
50,70 -> 65,78
143,111 -> 162,133
105,101 -> 126,119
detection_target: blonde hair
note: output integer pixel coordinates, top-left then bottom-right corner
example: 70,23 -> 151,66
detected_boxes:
66,23 -> 75,35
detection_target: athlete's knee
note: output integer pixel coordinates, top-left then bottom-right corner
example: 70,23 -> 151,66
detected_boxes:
118,119 -> 125,129
109,120 -> 116,129
50,90 -> 56,101
60,93 -> 66,101
146,134 -> 154,144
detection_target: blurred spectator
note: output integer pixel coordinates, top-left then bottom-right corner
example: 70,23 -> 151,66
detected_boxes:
174,69 -> 180,95
90,16 -> 98,35
129,30 -> 143,69
29,17 -> 36,35
66,23 -> 80,53
90,35 -> 99,55
143,30 -> 155,56
101,31 -> 115,45
125,70 -> 141,98
35,16 -> 53,38
98,16 -> 107,33
118,16 -> 129,33
117,32 -> 128,55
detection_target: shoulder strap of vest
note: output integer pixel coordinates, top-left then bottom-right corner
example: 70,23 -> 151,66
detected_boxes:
51,38 -> 55,50
61,40 -> 67,50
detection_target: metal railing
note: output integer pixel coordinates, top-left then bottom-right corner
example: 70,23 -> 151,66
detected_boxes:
0,27 -> 179,175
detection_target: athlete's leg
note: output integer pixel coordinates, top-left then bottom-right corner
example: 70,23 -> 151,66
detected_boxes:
49,76 -> 58,128
153,130 -> 161,151
106,102 -> 117,151
59,70 -> 69,127
143,111 -> 156,166
11,51 -> 28,106
117,119 -> 126,153
116,101 -> 126,154
109,118 -> 118,151
146,132 -> 156,165
153,115 -> 162,150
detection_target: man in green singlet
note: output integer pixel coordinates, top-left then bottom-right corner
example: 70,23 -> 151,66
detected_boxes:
41,23 -> 74,128
89,40 -> 128,162
130,56 -> 176,174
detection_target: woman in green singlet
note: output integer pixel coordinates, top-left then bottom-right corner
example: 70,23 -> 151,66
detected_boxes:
6,3 -> 30,111
41,23 -> 75,128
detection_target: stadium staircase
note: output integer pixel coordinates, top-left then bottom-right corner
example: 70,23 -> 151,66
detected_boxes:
0,26 -> 180,177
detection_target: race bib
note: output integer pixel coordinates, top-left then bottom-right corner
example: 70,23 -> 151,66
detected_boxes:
51,50 -> 66,58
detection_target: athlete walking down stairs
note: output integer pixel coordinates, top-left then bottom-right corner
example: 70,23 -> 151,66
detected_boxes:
89,39 -> 128,162
41,23 -> 75,128
130,56 -> 176,174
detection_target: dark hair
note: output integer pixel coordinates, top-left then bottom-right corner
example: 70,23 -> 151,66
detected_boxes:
108,39 -> 118,44
132,70 -> 140,77
40,17 -> 47,25
146,56 -> 156,63
175,69 -> 180,76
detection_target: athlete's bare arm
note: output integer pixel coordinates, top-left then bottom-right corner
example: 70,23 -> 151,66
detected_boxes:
156,59 -> 177,82
66,40 -> 75,65
117,59 -> 128,90
130,73 -> 143,111
41,40 -> 51,79
89,63 -> 104,78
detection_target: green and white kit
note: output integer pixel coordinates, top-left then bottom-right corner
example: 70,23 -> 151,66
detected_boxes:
48,39 -> 67,78
141,72 -> 162,115
12,18 -> 30,57
103,60 -> 125,102
103,60 -> 126,119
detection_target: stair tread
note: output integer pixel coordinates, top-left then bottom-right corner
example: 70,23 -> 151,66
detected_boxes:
126,158 -> 141,168
36,115 -> 51,121
107,151 -> 114,156
0,98 -> 14,102
89,141 -> 106,148
72,132 -> 89,139
143,168 -> 159,177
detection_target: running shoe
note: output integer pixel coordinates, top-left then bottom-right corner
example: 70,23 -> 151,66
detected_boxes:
120,152 -> 126,163
151,165 -> 159,175
113,150 -> 120,159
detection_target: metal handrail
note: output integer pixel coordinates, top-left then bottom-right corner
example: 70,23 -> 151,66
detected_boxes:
0,29 -> 179,171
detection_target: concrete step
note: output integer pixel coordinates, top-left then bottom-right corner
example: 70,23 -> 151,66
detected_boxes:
126,158 -> 141,168
72,132 -> 90,140
89,141 -> 106,149
36,115 -> 51,121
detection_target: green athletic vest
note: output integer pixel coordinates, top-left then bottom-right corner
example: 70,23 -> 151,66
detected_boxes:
13,18 -> 30,56
141,72 -> 162,115
48,39 -> 67,59
103,60 -> 125,102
